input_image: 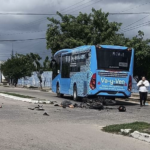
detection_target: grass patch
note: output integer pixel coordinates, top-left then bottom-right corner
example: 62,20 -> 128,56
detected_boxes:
103,122 -> 150,135
0,92 -> 35,99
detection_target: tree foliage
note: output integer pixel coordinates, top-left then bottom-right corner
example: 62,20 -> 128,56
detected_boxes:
104,30 -> 150,79
1,53 -> 51,87
1,54 -> 35,86
46,8 -> 150,79
46,8 -> 121,54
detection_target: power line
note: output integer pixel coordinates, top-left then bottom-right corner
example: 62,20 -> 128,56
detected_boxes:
109,12 -> 150,15
65,0 -> 150,14
69,0 -> 105,13
0,12 -> 150,16
0,13 -> 77,16
0,17 -> 47,36
17,17 -> 47,30
117,2 -> 150,30
1,18 -> 150,37
120,21 -> 150,32
119,21 -> 150,33
122,24 -> 150,33
120,1 -> 150,13
0,29 -> 46,36
121,15 -> 150,30
16,40 -> 42,51
0,37 -> 46,42
61,0 -> 86,12
62,0 -> 93,13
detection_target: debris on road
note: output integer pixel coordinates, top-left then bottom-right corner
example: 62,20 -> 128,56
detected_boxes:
118,105 -> 126,112
62,105 -> 66,108
79,103 -> 87,108
121,129 -> 132,134
35,105 -> 43,109
43,112 -> 49,116
54,100 -> 104,110
36,108 -> 44,111
28,108 -> 34,110
89,102 -> 104,110
35,105 -> 45,111
69,105 -> 74,108
54,104 -> 59,106
103,99 -> 116,106
73,103 -> 78,108
53,99 -> 119,110
0,105 -> 2,108
61,101 -> 72,107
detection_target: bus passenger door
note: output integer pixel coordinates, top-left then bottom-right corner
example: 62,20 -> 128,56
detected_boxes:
60,55 -> 71,94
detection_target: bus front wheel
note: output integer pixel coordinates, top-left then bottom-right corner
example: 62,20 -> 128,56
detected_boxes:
73,85 -> 79,101
56,84 -> 63,97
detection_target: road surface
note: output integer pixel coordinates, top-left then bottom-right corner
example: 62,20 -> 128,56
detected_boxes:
0,86 -> 150,150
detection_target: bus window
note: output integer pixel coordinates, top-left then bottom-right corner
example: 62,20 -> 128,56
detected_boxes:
96,48 -> 132,71
61,55 -> 70,78
70,52 -> 89,72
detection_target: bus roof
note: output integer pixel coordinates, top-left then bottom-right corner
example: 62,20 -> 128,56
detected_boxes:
54,49 -> 72,57
99,45 -> 128,50
54,45 -> 130,56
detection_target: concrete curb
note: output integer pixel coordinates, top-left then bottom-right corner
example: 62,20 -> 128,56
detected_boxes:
120,129 -> 150,143
131,131 -> 150,143
0,93 -> 54,104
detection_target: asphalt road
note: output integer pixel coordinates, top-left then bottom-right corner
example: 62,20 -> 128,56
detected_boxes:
0,86 -> 150,150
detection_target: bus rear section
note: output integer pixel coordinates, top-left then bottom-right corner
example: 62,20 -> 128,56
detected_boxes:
88,45 -> 134,98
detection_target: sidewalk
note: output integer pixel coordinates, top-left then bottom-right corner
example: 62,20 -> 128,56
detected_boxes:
127,93 -> 150,105
131,93 -> 150,100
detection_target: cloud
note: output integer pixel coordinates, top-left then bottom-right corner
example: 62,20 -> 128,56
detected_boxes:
0,0 -> 150,61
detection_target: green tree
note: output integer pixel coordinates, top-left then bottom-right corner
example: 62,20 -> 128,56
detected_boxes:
1,54 -> 34,86
1,53 -> 51,87
46,8 -> 121,54
46,8 -> 150,80
126,31 -> 150,79
104,30 -> 150,79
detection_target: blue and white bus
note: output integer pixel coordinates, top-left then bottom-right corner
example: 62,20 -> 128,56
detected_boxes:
50,45 -> 134,101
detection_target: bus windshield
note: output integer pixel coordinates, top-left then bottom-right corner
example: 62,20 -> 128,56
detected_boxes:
96,48 -> 132,71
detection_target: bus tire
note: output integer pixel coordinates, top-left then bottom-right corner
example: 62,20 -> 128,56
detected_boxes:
73,85 -> 79,101
56,84 -> 63,98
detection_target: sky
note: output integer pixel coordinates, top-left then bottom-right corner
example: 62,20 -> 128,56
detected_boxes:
0,0 -> 150,61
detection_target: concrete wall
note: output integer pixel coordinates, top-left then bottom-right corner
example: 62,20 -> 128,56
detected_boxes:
17,71 -> 52,88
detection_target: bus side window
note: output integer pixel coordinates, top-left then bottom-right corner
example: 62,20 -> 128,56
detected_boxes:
51,55 -> 61,80
61,55 -> 70,78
